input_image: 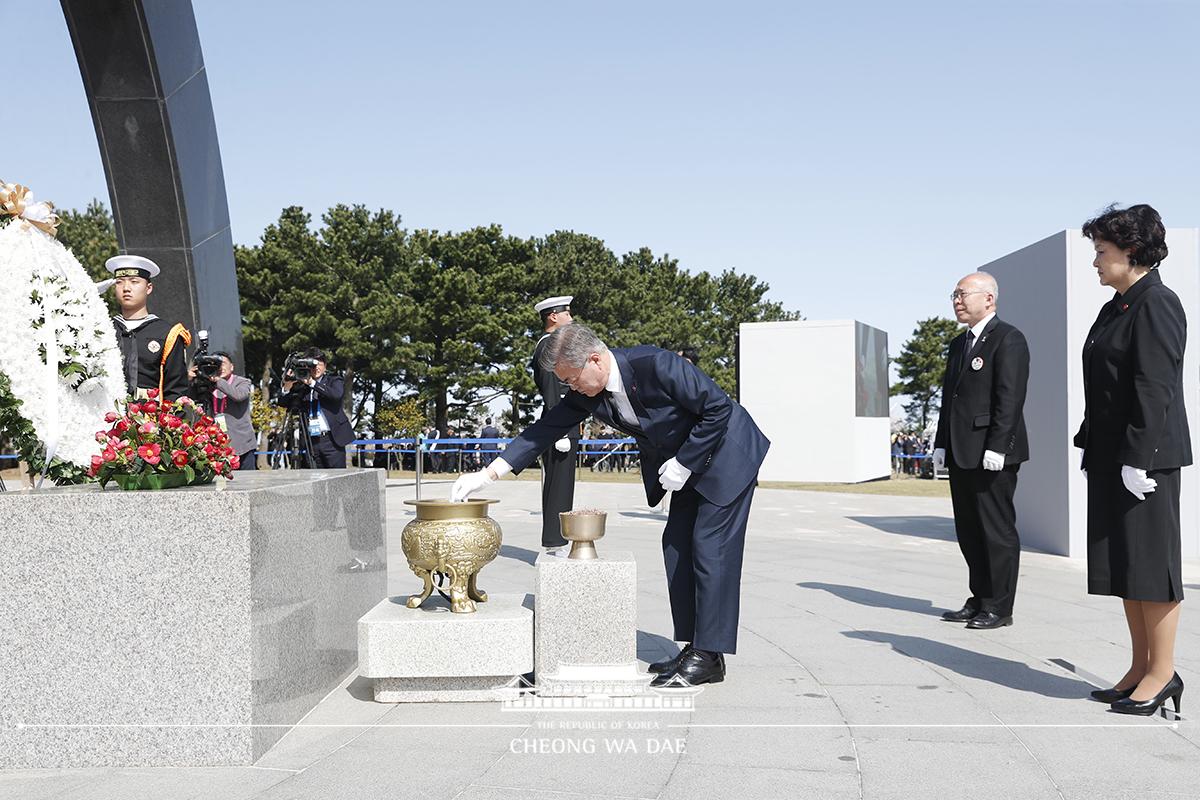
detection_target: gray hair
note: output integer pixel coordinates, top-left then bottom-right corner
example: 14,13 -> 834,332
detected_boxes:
538,323 -> 608,372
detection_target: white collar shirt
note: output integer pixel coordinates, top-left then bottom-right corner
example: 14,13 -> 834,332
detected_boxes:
968,312 -> 996,350
605,351 -> 640,429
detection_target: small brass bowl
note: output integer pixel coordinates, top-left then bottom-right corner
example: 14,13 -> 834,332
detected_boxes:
559,511 -> 607,560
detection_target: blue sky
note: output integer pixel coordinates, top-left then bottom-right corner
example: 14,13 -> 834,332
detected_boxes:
5,0 -> 1200,374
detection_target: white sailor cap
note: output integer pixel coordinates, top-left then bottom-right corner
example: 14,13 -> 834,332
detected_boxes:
534,295 -> 573,314
105,254 -> 161,280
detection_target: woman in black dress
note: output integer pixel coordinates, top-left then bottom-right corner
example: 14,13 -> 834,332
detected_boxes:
1075,204 -> 1190,716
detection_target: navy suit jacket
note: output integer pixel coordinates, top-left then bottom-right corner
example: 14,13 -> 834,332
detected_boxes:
285,374 -> 355,449
502,346 -> 770,506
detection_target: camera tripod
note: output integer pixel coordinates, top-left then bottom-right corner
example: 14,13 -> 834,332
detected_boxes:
277,407 -> 317,469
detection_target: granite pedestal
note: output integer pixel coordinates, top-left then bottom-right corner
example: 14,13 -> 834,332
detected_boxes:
534,551 -> 637,685
358,593 -> 533,702
0,470 -> 386,767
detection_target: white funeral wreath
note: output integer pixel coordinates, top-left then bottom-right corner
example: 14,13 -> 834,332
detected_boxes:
0,182 -> 126,483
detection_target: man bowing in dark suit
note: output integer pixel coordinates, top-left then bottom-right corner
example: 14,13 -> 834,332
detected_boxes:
932,272 -> 1030,630
451,323 -> 770,686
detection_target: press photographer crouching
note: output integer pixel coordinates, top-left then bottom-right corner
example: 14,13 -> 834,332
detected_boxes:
280,348 -> 353,469
189,334 -> 258,470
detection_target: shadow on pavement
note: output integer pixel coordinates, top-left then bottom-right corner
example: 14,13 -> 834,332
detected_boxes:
499,544 -> 540,565
638,629 -> 679,662
797,582 -> 950,617
848,515 -> 957,542
843,630 -> 1094,698
344,675 -> 375,702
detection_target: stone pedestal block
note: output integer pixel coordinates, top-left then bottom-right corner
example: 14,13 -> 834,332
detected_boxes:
534,551 -> 637,681
0,470 -> 386,767
358,593 -> 532,702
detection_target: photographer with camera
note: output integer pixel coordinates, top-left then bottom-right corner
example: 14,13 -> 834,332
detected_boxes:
281,348 -> 353,469
189,333 -> 257,470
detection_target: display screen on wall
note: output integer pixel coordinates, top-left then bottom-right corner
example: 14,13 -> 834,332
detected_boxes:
855,322 -> 889,417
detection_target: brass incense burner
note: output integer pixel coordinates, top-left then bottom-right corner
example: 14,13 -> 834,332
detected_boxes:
401,499 -> 501,613
559,510 -> 607,560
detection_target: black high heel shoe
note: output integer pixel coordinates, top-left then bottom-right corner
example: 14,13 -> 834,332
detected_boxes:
1109,672 -> 1184,717
1090,686 -> 1135,703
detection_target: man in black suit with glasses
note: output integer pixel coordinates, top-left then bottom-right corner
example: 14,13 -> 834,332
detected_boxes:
933,272 -> 1030,630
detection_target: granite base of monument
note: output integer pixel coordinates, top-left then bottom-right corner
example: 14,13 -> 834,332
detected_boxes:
0,470 -> 386,767
534,551 -> 637,690
358,593 -> 533,701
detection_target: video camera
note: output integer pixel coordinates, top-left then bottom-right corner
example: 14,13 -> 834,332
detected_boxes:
192,330 -> 225,380
283,351 -> 321,382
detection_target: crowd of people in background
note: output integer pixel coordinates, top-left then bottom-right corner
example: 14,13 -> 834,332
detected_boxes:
891,432 -> 933,476
339,418 -> 645,474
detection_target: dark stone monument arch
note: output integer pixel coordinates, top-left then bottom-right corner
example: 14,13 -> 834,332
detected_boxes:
61,0 -> 243,365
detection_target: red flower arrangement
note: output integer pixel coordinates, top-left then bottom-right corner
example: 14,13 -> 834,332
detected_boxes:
89,389 -> 238,490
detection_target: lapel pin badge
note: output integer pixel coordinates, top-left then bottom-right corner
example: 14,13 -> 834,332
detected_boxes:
971,356 -> 984,371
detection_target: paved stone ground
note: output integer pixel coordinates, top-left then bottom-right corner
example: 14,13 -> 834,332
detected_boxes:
3,476 -> 1199,800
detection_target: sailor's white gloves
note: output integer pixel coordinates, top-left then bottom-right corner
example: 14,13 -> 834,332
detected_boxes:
932,448 -> 946,471
1121,465 -> 1157,501
450,458 -> 512,502
982,450 -> 1005,472
554,437 -> 571,453
657,457 -> 692,491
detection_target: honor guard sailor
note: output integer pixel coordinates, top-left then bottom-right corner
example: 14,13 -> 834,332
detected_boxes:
107,255 -> 191,401
532,295 -> 580,554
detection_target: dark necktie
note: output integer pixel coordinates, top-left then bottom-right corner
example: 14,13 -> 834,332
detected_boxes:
960,330 -> 976,375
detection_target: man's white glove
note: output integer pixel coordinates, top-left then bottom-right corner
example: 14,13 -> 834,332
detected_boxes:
932,448 -> 946,471
657,457 -> 692,491
554,437 -> 571,453
1120,465 -> 1157,501
982,449 -> 1005,472
450,458 -> 512,502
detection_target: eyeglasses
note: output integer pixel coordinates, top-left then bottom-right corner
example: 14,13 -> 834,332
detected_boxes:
558,363 -> 586,389
950,290 -> 988,301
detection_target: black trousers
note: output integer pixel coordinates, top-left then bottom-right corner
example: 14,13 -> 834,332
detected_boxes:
539,439 -> 577,547
237,448 -> 257,470
311,434 -> 347,469
948,462 -> 1021,616
661,478 -> 756,654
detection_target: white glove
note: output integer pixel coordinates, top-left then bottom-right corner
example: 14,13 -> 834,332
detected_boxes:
449,458 -> 512,502
1120,465 -> 1157,501
982,449 -> 1005,471
657,457 -> 692,491
450,470 -> 493,502
554,437 -> 571,453
932,448 -> 946,471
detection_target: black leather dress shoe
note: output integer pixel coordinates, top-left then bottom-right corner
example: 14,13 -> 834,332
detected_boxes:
965,611 -> 1013,630
1090,686 -> 1135,703
941,603 -> 980,622
648,643 -> 692,675
651,648 -> 725,687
